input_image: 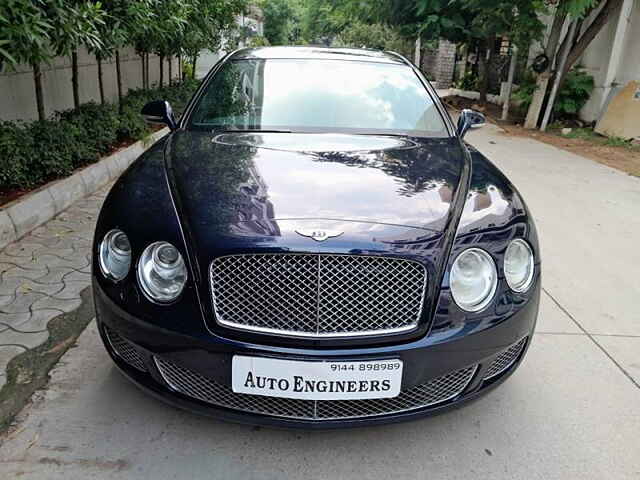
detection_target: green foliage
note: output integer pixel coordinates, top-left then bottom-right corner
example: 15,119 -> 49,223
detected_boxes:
261,0 -> 294,45
0,121 -> 34,188
455,71 -> 479,91
334,22 -> 402,51
513,72 -> 538,110
514,68 -> 594,118
301,0 -> 347,44
0,80 -> 200,192
248,35 -> 271,47
0,0 -> 53,68
57,102 -> 119,167
555,67 -> 594,116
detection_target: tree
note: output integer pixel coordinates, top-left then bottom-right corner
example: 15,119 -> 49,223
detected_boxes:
47,0 -> 105,109
261,0 -> 294,45
525,0 -> 625,129
0,0 -> 53,120
179,0 -> 247,79
89,0 -> 154,104
333,22 -> 411,54
301,0 -> 347,44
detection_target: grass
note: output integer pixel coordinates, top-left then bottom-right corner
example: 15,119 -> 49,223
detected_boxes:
551,125 -> 640,151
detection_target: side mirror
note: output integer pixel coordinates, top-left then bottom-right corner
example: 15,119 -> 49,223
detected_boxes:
456,109 -> 485,138
141,100 -> 177,130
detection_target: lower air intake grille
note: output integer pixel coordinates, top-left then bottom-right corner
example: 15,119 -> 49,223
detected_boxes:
154,357 -> 476,420
483,337 -> 527,381
105,326 -> 147,372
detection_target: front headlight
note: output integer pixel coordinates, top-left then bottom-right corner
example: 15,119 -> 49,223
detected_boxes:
137,242 -> 187,303
450,248 -> 497,312
504,239 -> 534,292
99,229 -> 131,281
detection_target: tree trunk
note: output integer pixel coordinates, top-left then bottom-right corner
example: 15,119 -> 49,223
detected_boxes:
178,53 -> 182,80
168,55 -> 172,86
192,54 -> 198,79
145,53 -> 150,88
97,56 -> 105,104
32,62 -> 45,121
414,37 -> 421,68
557,0 -> 625,90
140,53 -> 145,89
72,50 -> 80,109
501,45 -> 518,121
478,36 -> 495,105
159,54 -> 164,87
524,6 -> 567,128
115,49 -> 123,108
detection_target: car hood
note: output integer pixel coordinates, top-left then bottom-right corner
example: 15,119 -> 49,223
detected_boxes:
164,130 -> 468,261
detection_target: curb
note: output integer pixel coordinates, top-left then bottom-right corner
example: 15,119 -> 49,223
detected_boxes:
0,128 -> 168,251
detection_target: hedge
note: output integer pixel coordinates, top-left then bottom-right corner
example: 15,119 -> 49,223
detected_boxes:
0,79 -> 199,192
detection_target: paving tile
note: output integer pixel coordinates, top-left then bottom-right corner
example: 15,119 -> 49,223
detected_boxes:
62,269 -> 92,283
1,264 -> 49,282
33,266 -> 78,285
14,279 -> 65,297
0,328 -> 49,350
1,241 -> 45,259
0,312 -> 31,331
12,308 -> 61,332
54,280 -> 91,300
0,292 -> 48,314
31,295 -> 82,314
29,253 -> 90,272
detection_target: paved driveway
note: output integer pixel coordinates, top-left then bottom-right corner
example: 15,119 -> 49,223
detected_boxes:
1,124 -> 639,479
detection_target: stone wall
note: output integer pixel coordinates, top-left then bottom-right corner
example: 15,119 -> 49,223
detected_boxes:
420,38 -> 457,89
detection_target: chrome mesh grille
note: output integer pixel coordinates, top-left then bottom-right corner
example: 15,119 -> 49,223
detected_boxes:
210,254 -> 427,337
105,326 -> 147,372
154,357 -> 476,420
483,337 -> 527,380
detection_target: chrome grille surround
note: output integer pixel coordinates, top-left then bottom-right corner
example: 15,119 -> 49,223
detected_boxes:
154,357 -> 477,420
104,326 -> 147,372
210,254 -> 427,338
483,337 -> 527,381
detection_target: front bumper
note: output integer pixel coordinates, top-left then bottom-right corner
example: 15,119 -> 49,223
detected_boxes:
94,283 -> 538,429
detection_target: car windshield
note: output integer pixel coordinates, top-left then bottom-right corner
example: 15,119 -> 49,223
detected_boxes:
187,59 -> 448,137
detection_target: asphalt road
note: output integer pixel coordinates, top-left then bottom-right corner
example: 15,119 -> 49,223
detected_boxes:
1,123 -> 639,479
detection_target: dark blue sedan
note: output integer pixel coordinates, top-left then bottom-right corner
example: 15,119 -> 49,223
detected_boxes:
93,47 -> 540,428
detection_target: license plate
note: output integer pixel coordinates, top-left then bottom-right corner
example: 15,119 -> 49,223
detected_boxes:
232,356 -> 403,400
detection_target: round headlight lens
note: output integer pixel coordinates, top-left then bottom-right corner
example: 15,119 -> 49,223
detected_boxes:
450,248 -> 497,312
99,229 -> 131,281
504,239 -> 534,292
137,242 -> 187,303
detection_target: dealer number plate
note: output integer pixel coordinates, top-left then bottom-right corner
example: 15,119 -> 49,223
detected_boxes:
232,356 -> 403,400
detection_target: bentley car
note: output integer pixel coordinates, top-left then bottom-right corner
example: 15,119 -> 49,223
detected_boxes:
93,47 -> 540,428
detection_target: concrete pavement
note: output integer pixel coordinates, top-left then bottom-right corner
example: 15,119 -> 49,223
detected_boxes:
0,122 -> 639,479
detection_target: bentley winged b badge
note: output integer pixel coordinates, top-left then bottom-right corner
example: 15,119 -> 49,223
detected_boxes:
295,228 -> 344,242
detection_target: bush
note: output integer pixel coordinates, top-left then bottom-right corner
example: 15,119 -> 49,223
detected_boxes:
28,119 -> 76,184
555,67 -> 594,117
57,102 -> 120,167
0,79 -> 200,194
0,121 -> 33,189
514,67 -> 594,119
455,71 -> 479,91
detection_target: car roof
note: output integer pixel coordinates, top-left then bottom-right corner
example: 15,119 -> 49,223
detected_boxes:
228,46 -> 409,65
